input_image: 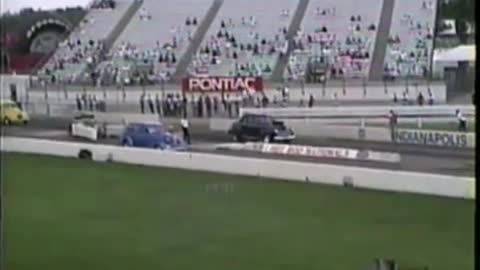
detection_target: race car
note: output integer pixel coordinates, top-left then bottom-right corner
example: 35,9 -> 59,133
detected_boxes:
68,113 -> 125,141
120,122 -> 188,151
228,113 -> 296,143
1,99 -> 29,125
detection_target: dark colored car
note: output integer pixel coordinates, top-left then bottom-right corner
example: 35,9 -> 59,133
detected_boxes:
120,123 -> 188,151
228,114 -> 295,143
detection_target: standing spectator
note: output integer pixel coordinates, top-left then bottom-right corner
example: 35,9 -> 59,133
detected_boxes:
197,95 -> 203,117
456,109 -> 467,132
81,93 -> 88,109
262,94 -> 269,108
190,95 -> 196,117
213,96 -> 219,115
88,95 -> 94,111
140,93 -> 145,114
308,94 -> 315,108
402,91 -> 409,105
205,95 -> 212,118
147,94 -> 154,114
428,90 -> 434,105
180,117 -> 191,145
393,92 -> 398,104
92,95 -> 97,111
417,92 -> 424,106
182,95 -> 188,118
76,94 -> 83,111
234,95 -> 241,116
155,93 -> 162,116
389,110 -> 398,142
226,94 -> 232,118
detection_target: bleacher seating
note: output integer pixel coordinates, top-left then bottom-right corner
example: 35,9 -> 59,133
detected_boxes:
285,0 -> 383,81
383,0 -> 436,79
38,0 -> 440,85
187,0 -> 297,78
99,0 -> 213,85
39,0 -> 133,84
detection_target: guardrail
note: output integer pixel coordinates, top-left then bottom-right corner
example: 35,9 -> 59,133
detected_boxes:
209,119 -> 476,149
216,142 -> 401,163
1,137 -> 475,199
240,105 -> 475,119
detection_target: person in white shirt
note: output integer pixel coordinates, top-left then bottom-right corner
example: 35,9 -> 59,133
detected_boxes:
180,118 -> 191,144
456,109 -> 467,132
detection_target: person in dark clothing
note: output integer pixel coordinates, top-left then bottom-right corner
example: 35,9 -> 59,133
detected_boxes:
140,93 -> 145,114
417,92 -> 425,106
389,110 -> 398,142
76,95 -> 83,111
155,94 -> 161,115
205,95 -> 212,118
147,94 -> 154,114
88,95 -> 94,111
182,95 -> 188,118
234,99 -> 240,116
308,94 -> 314,108
213,96 -> 219,115
192,17 -> 198,26
262,94 -> 269,108
197,95 -> 203,117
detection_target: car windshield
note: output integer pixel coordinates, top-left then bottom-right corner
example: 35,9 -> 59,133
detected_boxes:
145,125 -> 164,134
1,103 -> 18,109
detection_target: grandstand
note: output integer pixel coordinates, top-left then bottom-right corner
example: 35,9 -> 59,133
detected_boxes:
187,0 -> 297,78
383,0 -> 437,79
38,0 -> 137,83
285,0 -> 383,81
33,0 -> 442,85
98,0 -> 214,85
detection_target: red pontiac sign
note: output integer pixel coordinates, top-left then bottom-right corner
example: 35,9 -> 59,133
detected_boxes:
182,76 -> 264,92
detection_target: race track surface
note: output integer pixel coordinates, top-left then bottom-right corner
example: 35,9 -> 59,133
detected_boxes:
2,116 -> 475,177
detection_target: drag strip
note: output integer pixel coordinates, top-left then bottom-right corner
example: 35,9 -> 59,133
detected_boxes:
1,117 -> 475,177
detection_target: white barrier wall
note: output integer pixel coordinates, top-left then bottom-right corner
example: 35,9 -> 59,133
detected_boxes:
1,137 -> 475,199
240,105 -> 475,118
209,119 -> 475,148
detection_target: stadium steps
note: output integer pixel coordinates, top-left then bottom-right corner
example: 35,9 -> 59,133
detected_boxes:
82,0 -> 144,85
102,0 -> 144,56
368,0 -> 395,81
271,0 -> 310,82
172,0 -> 224,82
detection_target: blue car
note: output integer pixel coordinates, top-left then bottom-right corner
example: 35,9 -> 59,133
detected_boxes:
120,122 -> 188,151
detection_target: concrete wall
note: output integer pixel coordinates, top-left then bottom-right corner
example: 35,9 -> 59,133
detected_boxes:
2,137 -> 475,199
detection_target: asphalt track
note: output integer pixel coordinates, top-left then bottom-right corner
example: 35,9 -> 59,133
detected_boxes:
2,116 -> 475,177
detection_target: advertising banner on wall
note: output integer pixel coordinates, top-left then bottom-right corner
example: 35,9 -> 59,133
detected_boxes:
394,129 -> 471,148
182,76 -> 264,93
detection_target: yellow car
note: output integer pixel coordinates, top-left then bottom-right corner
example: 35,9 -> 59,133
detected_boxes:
0,99 -> 29,125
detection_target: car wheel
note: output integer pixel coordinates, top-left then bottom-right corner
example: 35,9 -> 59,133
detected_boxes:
122,137 -> 133,147
233,134 -> 244,142
153,144 -> 165,150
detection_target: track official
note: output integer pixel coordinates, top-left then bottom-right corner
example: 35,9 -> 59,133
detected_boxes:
181,118 -> 191,145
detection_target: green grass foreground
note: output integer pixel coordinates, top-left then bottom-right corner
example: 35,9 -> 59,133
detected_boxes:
3,154 -> 474,270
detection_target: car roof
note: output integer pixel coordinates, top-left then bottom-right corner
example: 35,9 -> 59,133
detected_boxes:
243,113 -> 272,118
128,122 -> 163,128
0,99 -> 16,105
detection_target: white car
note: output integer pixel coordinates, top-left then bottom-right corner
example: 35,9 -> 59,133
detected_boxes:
68,114 -> 124,141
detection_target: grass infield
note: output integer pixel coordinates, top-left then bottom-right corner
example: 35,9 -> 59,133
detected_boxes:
3,153 -> 474,270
